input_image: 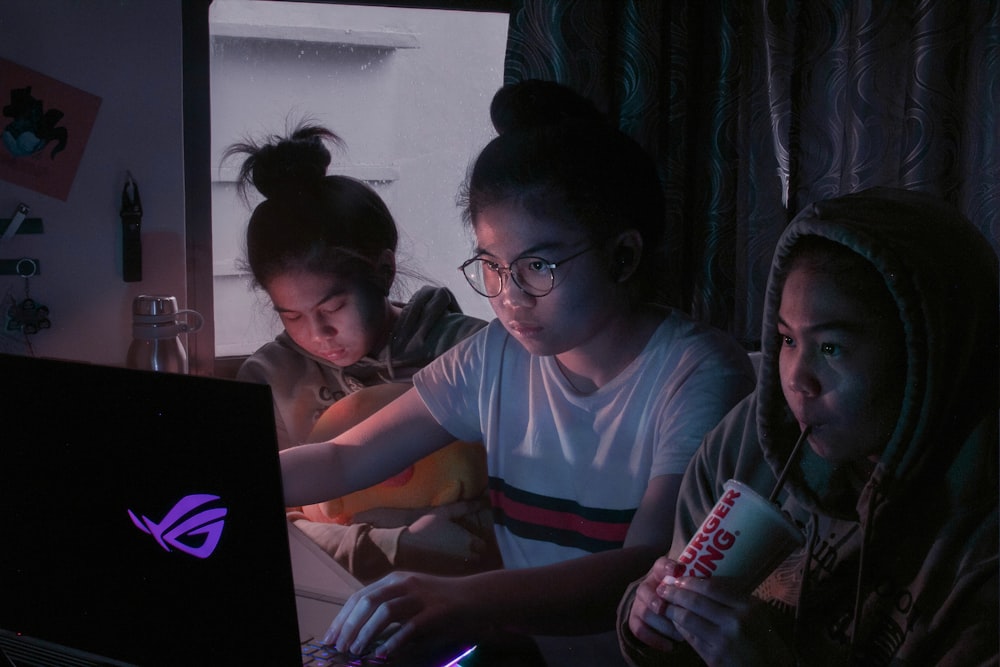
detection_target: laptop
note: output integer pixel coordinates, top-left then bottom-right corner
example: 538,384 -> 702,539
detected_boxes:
0,354 -> 476,666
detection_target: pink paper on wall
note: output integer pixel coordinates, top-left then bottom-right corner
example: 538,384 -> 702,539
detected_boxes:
0,58 -> 101,201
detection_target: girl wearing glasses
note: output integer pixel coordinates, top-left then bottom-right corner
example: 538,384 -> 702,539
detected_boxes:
281,83 -> 755,665
226,123 -> 492,582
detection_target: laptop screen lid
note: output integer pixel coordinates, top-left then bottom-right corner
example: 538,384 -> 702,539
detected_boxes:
0,354 -> 301,666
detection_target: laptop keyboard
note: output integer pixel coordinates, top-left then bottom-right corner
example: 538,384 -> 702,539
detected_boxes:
301,640 -> 390,666
302,640 -> 479,666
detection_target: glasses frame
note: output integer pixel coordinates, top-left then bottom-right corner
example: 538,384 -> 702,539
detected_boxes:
458,244 -> 598,298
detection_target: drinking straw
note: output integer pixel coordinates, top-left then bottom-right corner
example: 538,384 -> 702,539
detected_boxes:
769,426 -> 811,503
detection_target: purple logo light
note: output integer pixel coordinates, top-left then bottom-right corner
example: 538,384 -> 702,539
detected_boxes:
128,493 -> 228,559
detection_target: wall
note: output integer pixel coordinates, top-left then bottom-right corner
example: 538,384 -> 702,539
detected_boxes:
0,1 -> 186,366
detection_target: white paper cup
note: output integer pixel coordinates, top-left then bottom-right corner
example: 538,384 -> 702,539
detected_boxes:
664,479 -> 804,595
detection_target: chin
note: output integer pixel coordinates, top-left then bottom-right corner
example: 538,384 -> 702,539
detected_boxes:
808,437 -> 846,464
508,332 -> 554,355
809,440 -> 871,467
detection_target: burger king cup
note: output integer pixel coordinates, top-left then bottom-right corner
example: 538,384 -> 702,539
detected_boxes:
664,479 -> 804,595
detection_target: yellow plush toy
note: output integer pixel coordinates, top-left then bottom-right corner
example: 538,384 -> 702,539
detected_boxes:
297,382 -> 488,525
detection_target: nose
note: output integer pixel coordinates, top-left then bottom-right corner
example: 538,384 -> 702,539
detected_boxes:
497,268 -> 535,308
307,314 -> 336,341
783,349 -> 821,397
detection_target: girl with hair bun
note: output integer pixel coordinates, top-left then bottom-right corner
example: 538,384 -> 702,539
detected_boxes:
225,122 -> 490,583
280,84 -> 755,665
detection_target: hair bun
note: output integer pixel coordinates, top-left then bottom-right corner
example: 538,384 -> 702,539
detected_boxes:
490,79 -> 605,134
224,123 -> 343,202
253,125 -> 337,199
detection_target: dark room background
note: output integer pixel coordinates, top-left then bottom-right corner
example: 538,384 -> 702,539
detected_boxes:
501,0 -> 998,348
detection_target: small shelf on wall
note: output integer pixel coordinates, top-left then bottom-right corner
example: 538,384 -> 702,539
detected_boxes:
209,0 -> 420,48
211,21 -> 420,49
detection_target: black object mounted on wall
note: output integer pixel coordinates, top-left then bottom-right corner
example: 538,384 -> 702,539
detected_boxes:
121,171 -> 142,282
0,202 -> 43,240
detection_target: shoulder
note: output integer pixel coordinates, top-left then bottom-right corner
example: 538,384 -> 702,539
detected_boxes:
697,394 -> 759,464
394,286 -> 488,354
673,394 -> 765,529
433,318 -> 508,365
658,308 -> 748,353
237,334 -> 331,389
236,335 -> 302,380
415,319 -> 512,391
686,393 -> 789,503
642,310 -> 756,387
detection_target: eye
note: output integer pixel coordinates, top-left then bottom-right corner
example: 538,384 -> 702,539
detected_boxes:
778,333 -> 794,347
523,259 -> 548,274
323,299 -> 353,319
321,301 -> 344,315
476,258 -> 501,273
820,342 -> 840,356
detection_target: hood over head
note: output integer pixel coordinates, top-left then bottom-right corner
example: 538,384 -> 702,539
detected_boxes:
756,187 -> 998,515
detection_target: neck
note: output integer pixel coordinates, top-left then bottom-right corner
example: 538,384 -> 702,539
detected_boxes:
555,306 -> 662,393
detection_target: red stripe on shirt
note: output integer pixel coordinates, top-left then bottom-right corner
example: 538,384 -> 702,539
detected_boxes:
489,488 -> 631,543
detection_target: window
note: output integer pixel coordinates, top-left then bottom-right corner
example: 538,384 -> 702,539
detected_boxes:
208,0 -> 507,358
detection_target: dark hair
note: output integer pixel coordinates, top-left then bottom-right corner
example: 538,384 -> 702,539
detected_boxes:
463,81 -> 666,304
223,123 -> 398,291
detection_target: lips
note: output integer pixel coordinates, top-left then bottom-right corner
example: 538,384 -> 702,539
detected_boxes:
786,402 -> 819,432
507,320 -> 543,337
318,347 -> 349,362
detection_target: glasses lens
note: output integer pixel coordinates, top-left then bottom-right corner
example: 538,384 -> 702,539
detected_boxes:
510,258 -> 553,296
463,258 -> 502,297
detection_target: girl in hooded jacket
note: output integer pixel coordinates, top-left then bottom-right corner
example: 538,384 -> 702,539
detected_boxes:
618,187 -> 998,666
225,123 -> 491,582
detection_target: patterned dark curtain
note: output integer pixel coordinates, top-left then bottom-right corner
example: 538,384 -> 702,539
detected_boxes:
503,0 -> 999,348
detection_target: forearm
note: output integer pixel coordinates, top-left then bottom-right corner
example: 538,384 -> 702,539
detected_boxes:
281,441 -> 346,506
280,438 -> 434,508
463,545 -> 661,637
280,388 -> 455,507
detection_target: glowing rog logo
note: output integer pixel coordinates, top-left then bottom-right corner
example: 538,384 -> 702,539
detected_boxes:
128,493 -> 228,559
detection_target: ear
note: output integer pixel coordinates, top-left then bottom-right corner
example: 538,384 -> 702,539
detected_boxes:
610,230 -> 642,283
376,248 -> 396,295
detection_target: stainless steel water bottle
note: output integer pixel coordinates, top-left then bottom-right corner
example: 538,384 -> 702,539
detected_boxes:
126,295 -> 203,373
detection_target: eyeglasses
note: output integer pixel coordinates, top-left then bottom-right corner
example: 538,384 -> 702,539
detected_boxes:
458,244 -> 598,298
